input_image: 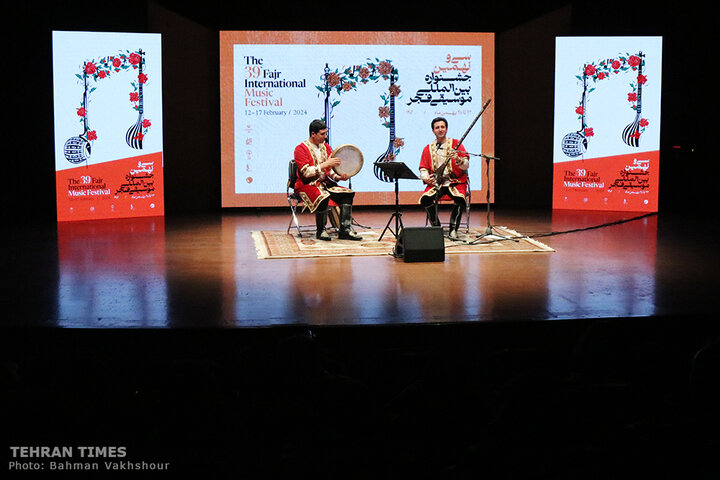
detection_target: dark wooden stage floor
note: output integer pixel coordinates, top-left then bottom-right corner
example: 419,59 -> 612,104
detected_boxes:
3,207 -> 719,478
5,207 -> 720,328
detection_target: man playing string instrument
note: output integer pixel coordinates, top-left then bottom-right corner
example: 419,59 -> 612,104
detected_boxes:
293,119 -> 362,241
418,116 -> 469,239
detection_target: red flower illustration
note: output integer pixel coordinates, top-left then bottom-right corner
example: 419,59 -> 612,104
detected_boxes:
639,118 -> 649,127
76,107 -> 87,117
584,64 -> 596,76
138,73 -> 148,84
87,130 -> 97,141
112,57 -> 122,68
342,82 -> 353,91
584,127 -> 594,137
628,55 -> 641,68
358,67 -> 370,79
133,132 -> 145,141
142,119 -> 152,128
611,60 -> 621,70
130,92 -> 139,102
128,52 -> 142,65
389,84 -> 401,97
378,61 -> 393,76
637,74 -> 647,85
378,106 -> 390,118
575,106 -> 585,115
84,62 -> 97,75
98,71 -> 107,79
628,92 -> 637,102
326,72 -> 340,87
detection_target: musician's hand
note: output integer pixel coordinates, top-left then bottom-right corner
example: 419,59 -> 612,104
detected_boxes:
323,157 -> 341,169
338,173 -> 350,181
425,176 -> 436,186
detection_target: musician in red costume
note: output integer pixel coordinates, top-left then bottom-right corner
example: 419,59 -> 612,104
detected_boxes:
418,117 -> 469,239
293,119 -> 361,241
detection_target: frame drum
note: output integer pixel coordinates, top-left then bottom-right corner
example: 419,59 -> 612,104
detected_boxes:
332,144 -> 364,177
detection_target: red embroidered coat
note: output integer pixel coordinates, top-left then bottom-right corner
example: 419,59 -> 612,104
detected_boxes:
293,141 -> 352,212
418,138 -> 469,202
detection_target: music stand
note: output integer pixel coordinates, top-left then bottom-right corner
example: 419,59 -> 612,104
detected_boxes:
374,161 -> 419,241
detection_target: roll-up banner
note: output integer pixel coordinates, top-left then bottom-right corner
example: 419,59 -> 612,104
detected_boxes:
553,36 -> 662,212
53,31 -> 164,222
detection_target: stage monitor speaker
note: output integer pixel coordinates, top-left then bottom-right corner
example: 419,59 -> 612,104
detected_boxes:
396,227 -> 445,262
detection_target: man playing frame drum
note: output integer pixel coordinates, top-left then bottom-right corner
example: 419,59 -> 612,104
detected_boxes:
293,119 -> 362,241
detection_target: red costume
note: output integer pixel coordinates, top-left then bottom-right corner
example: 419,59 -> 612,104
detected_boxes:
293,140 -> 353,213
418,137 -> 469,203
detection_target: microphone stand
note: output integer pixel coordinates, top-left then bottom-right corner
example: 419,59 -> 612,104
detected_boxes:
466,152 -> 517,244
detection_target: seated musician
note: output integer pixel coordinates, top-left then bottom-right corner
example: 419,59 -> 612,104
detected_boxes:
293,119 -> 362,241
418,117 -> 469,239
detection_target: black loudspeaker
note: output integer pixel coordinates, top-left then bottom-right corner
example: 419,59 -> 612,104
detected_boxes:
395,227 -> 445,262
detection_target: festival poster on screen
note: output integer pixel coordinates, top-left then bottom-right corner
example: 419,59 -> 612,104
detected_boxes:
553,36 -> 662,212
220,31 -> 495,207
52,31 -> 164,222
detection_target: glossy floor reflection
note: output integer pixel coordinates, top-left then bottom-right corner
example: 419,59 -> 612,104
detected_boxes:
5,207 -> 720,328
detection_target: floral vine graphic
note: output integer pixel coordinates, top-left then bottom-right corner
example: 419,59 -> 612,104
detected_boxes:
317,58 -> 405,169
561,51 -> 648,158
64,49 -> 151,164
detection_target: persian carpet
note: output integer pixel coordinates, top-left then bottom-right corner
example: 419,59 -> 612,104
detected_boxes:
252,226 -> 554,259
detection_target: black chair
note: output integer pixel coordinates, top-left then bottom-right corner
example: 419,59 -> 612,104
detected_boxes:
286,159 -> 336,237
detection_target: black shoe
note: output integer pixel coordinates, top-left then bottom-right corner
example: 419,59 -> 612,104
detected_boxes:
339,204 -> 362,241
448,204 -> 463,239
315,210 -> 331,241
316,230 -> 331,241
424,205 -> 441,227
338,230 -> 362,241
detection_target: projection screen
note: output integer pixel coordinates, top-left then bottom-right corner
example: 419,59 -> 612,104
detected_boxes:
220,31 -> 494,208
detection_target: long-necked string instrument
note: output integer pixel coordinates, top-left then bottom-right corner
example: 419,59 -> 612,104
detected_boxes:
63,65 -> 92,164
433,98 -> 491,186
561,67 -> 588,158
373,73 -> 398,182
622,51 -> 644,147
322,63 -> 332,142
126,49 -> 145,149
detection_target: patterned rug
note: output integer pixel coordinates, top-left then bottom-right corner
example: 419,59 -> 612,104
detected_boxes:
252,226 -> 554,259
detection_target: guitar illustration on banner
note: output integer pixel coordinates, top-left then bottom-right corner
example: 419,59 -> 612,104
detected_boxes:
561,51 -> 649,158
64,49 -> 151,164
63,65 -> 93,164
318,59 -> 404,182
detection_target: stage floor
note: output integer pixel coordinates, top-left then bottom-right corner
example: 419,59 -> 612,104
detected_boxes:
5,207 -> 719,328
4,207 -> 719,478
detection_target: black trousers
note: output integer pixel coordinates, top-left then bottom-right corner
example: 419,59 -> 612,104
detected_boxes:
318,191 -> 354,211
420,186 -> 466,208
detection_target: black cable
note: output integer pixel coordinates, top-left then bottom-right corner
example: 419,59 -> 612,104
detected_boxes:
445,211 -> 658,247
527,211 -> 658,239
